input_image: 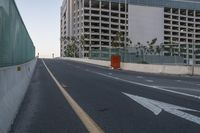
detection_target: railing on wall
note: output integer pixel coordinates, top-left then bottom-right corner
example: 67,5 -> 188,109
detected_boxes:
0,0 -> 35,67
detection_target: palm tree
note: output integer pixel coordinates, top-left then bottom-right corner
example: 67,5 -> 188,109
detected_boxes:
155,45 -> 161,55
147,38 -> 157,55
111,32 -> 125,56
111,32 -> 124,48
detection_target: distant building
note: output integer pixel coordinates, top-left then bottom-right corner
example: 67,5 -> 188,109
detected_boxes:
60,0 -> 200,64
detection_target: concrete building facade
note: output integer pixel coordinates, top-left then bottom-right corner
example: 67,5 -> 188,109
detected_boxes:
61,0 -> 200,64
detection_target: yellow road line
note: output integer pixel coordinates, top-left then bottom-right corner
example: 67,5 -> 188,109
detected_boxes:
42,60 -> 104,133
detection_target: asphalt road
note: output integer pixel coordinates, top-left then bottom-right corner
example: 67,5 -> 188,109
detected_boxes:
10,59 -> 200,133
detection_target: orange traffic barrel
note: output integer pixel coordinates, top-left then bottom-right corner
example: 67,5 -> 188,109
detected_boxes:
111,55 -> 121,69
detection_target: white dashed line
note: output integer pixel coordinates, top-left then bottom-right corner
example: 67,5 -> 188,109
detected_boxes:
146,80 -> 154,83
136,76 -> 143,79
86,70 -> 200,100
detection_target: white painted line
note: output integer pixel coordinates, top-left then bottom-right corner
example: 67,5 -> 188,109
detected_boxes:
75,66 -> 80,69
146,80 -> 154,83
108,73 -> 112,75
87,70 -> 200,100
72,60 -> 109,70
61,83 -> 67,88
123,93 -> 200,125
136,76 -> 143,79
42,60 -> 104,133
157,86 -> 200,93
175,80 -> 200,86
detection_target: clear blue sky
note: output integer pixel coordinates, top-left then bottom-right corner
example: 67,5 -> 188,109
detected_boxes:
15,0 -> 63,58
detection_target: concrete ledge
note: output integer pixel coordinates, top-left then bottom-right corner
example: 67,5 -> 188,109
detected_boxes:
121,63 -> 191,75
0,58 -> 37,133
59,57 -> 110,67
59,57 -> 200,76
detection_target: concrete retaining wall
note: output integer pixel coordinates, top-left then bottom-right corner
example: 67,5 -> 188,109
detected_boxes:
0,58 -> 37,133
60,57 -> 110,67
60,57 -> 200,76
121,63 -> 191,75
194,66 -> 200,75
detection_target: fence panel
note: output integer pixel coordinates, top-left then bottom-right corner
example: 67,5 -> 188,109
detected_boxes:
0,0 -> 35,67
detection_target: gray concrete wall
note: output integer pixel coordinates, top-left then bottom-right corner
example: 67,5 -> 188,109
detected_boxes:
0,58 -> 37,133
60,57 -> 200,76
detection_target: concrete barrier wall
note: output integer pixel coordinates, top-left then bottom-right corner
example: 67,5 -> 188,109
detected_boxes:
59,57 -> 200,76
194,66 -> 200,75
0,58 -> 37,133
60,57 -> 110,67
121,63 -> 191,75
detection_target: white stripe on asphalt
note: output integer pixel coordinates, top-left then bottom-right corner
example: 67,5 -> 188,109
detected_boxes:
123,93 -> 200,125
146,80 -> 154,83
86,70 -> 200,100
175,80 -> 200,86
157,86 -> 200,93
42,60 -> 104,133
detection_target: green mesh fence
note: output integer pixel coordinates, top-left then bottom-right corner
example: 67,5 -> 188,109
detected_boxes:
91,47 -> 184,64
0,0 -> 35,67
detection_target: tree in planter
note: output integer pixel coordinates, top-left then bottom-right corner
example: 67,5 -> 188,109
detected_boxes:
61,36 -> 70,57
71,36 -> 79,57
62,36 -> 78,57
64,44 -> 74,57
80,35 -> 86,58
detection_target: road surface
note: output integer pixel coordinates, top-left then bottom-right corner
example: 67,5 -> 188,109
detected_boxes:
10,59 -> 200,133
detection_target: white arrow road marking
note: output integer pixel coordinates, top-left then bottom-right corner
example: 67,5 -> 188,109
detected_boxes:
123,92 -> 200,125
